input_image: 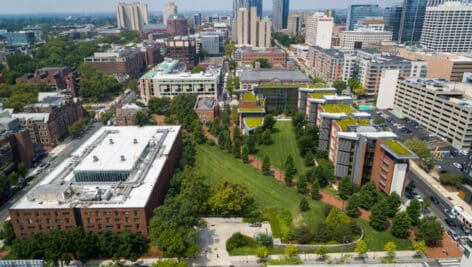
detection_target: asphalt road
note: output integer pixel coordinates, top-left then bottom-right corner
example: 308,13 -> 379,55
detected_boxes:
0,122 -> 102,225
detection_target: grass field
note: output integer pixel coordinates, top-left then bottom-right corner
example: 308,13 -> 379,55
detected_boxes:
196,144 -> 412,251
255,121 -> 307,173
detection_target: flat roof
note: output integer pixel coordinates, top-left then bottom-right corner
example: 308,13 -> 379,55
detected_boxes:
11,126 -> 181,210
240,69 -> 311,83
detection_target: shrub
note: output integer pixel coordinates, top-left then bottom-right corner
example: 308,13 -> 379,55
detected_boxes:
439,173 -> 464,188
295,226 -> 312,244
226,232 -> 256,251
299,198 -> 310,211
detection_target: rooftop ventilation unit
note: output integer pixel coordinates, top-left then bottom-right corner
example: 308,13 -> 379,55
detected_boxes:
120,155 -> 126,161
133,138 -> 138,144
93,155 -> 99,162
109,138 -> 114,144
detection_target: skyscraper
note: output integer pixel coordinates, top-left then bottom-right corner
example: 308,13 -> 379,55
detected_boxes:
249,6 -> 259,47
305,12 -> 333,49
163,2 -> 178,25
259,18 -> 272,48
346,4 -> 383,31
287,14 -> 302,36
116,2 -> 149,32
398,0 -> 427,43
384,5 -> 403,41
237,8 -> 249,45
233,0 -> 262,19
272,0 -> 290,32
420,1 -> 472,52
236,7 -> 271,48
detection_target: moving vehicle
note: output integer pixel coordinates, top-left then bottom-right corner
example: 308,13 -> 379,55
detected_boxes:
453,162 -> 463,169
249,222 -> 262,227
447,229 -> 460,241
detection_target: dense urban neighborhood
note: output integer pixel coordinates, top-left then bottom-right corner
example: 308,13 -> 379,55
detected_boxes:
0,0 -> 472,266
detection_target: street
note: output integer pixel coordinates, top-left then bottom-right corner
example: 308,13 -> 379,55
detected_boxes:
0,122 -> 102,225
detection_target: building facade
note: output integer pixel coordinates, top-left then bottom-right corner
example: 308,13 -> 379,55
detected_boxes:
7,31 -> 35,46
9,126 -> 182,239
384,5 -> 403,41
116,2 -> 149,32
16,67 -> 80,97
166,14 -> 188,36
305,13 -> 333,49
84,47 -> 145,75
237,47 -> 286,67
162,2 -> 178,25
346,4 -> 383,31
233,0 -> 262,19
164,38 -> 198,69
420,1 -> 472,53
398,0 -> 427,43
287,14 -> 302,36
194,97 -> 219,123
339,30 -> 393,50
307,46 -> 344,83
272,0 -> 289,32
200,34 -> 224,56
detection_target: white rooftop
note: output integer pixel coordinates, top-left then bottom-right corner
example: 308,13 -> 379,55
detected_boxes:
12,125 -> 181,210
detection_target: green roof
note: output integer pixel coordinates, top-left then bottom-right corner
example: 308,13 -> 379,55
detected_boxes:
244,117 -> 264,129
322,104 -> 356,114
142,71 -> 156,78
240,107 -> 265,113
310,91 -> 335,99
336,118 -> 370,131
383,140 -> 413,156
242,93 -> 257,102
257,83 -> 326,89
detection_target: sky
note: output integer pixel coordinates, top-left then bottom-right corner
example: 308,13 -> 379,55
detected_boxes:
0,0 -> 398,14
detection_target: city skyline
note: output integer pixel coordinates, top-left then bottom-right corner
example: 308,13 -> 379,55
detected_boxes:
0,0 -> 400,14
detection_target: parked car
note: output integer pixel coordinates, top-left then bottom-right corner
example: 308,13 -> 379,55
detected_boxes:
453,162 -> 463,169
430,196 -> 440,205
447,229 -> 460,241
249,222 -> 262,227
445,218 -> 457,228
414,194 -> 424,203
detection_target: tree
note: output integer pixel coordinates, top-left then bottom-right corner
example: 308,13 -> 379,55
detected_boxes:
316,246 -> 329,260
332,80 -> 347,95
338,176 -> 354,200
304,151 -> 315,167
68,118 -> 87,137
0,220 -> 16,245
134,110 -> 149,126
311,180 -> 321,200
256,246 -> 269,259
417,216 -> 444,247
439,173 -> 464,188
232,126 -> 242,158
297,175 -> 307,194
262,129 -> 272,145
313,222 -> 332,243
407,199 -> 422,226
294,225 -> 312,244
284,155 -> 297,186
252,58 -> 272,68
346,193 -> 361,218
241,145 -> 249,163
358,182 -> 378,210
392,211 -> 412,238
311,160 -> 334,188
147,97 -> 171,115
191,65 -> 206,73
299,198 -> 310,211
369,200 -> 388,231
325,207 -> 351,228
198,48 -> 208,61
404,137 -> 436,171
207,182 -> 256,216
412,240 -> 427,256
262,115 -> 276,131
386,192 -> 401,218
192,119 -> 205,144
262,156 -> 271,176
285,244 -> 298,258
78,64 -> 122,102
354,240 -> 368,257
151,259 -> 188,267
224,41 -> 235,57
384,242 -> 397,257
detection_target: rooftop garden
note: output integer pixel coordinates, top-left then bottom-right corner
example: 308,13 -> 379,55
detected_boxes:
257,83 -> 324,89
383,140 -> 413,156
322,104 -> 357,114
242,93 -> 257,102
336,117 -> 370,131
239,107 -> 265,113
244,117 -> 264,129
310,91 -> 335,99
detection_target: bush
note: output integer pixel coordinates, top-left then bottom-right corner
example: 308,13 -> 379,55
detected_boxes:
313,222 -> 332,243
255,233 -> 273,247
226,232 -> 256,251
299,198 -> 310,211
295,226 -> 312,244
439,174 -> 464,188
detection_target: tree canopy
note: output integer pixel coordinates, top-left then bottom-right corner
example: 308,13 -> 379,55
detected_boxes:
78,64 -> 122,102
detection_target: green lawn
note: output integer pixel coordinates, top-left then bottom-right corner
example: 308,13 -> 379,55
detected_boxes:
255,121 -> 307,173
196,144 -> 411,252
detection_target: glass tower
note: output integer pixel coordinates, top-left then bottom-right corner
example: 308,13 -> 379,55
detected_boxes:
272,0 -> 289,31
398,0 -> 427,43
346,4 -> 383,31
384,5 -> 403,41
233,0 -> 262,19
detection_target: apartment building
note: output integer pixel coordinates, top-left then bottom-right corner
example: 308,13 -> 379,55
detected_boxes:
139,60 -> 220,101
305,13 -> 333,49
16,67 -> 80,97
307,46 -> 344,83
236,47 -> 287,67
9,126 -> 182,239
116,2 -> 149,32
394,78 -> 472,151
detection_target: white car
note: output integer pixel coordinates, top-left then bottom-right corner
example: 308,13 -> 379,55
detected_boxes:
453,162 -> 463,169
414,195 -> 424,203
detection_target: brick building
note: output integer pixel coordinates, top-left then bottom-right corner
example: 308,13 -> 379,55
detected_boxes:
307,46 -> 345,83
115,103 -> 144,126
16,67 -> 80,97
84,47 -> 145,75
9,126 -> 182,239
12,94 -> 83,149
0,118 -> 35,173
194,97 -> 218,123
166,14 -> 189,36
236,47 -> 287,67
164,37 -> 198,69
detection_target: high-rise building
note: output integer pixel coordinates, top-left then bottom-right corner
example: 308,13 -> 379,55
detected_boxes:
427,0 -> 462,6
166,14 -> 189,36
249,6 -> 259,47
233,0 -> 262,19
272,0 -> 290,32
193,13 -> 202,26
258,18 -> 272,48
346,4 -> 383,31
237,8 -> 249,45
339,30 -> 393,50
398,0 -> 427,43
305,12 -> 333,49
384,5 -> 403,41
287,14 -> 302,36
420,1 -> 472,53
162,2 -> 178,25
116,2 -> 149,32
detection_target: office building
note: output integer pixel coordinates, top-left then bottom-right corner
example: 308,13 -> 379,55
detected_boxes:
116,2 -> 149,32
249,6 -> 259,47
233,0 -> 262,19
289,44 -> 310,62
307,46 -> 344,83
398,0 -> 427,43
193,13 -> 202,27
16,67 -> 80,97
164,37 -> 198,69
355,18 -> 385,32
139,60 -> 220,101
236,7 -> 270,48
9,126 -> 182,239
339,30 -> 393,50
258,18 -> 272,48
384,5 -> 403,41
7,31 -> 35,46
236,47 -> 286,67
398,49 -> 472,81
200,34 -> 224,56
237,8 -> 249,45
84,47 -> 145,75
305,12 -> 333,49
376,69 -> 401,110
0,117 -> 35,172
162,2 -> 178,25
194,97 -> 219,123
12,94 -> 83,149
394,78 -> 472,151
272,0 -> 290,32
166,14 -> 188,36
420,1 -> 472,53
346,4 -> 383,31
287,14 -> 302,36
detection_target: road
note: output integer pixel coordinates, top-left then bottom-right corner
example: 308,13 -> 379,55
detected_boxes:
0,122 -> 102,225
